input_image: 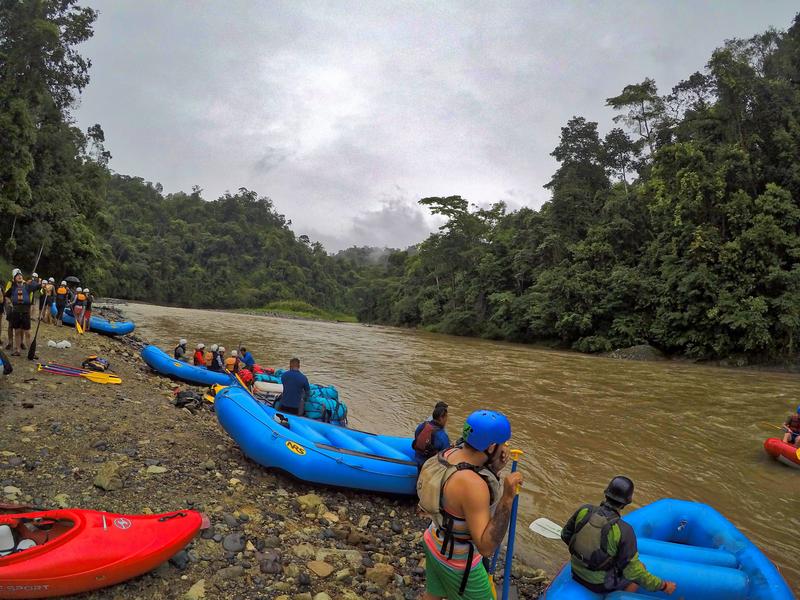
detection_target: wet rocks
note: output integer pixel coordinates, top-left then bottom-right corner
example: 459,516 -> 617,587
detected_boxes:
222,532 -> 245,553
169,550 -> 190,570
93,461 -> 123,491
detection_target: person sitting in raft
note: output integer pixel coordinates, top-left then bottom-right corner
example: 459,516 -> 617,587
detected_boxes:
560,476 -> 677,596
193,343 -> 206,366
239,346 -> 256,370
783,405 -> 800,447
224,349 -> 240,373
276,357 -> 310,416
174,338 -> 188,361
413,402 -> 450,469
417,410 -> 521,600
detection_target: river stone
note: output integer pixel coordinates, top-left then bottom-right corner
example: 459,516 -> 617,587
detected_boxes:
146,465 -> 168,474
316,548 -> 362,567
93,461 -> 123,491
313,593 -> 332,600
366,563 -> 395,587
2,486 -> 21,497
292,543 -> 316,559
222,533 -> 245,553
216,565 -> 244,579
307,560 -> 334,578
296,493 -> 323,511
357,515 -> 370,528
184,579 -> 205,600
294,594 -> 312,600
53,493 -> 69,508
260,554 -> 282,574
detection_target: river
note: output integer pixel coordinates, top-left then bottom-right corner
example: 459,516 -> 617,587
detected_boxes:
123,302 -> 800,590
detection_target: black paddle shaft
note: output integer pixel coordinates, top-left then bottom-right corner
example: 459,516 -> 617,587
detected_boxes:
27,315 -> 41,360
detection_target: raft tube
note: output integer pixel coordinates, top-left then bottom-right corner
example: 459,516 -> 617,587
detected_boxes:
141,345 -> 233,386
763,437 -> 800,469
214,385 -> 417,495
50,304 -> 135,336
0,508 -> 204,599
544,498 -> 793,600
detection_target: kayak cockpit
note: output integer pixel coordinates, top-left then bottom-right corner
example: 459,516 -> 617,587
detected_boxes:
0,517 -> 74,557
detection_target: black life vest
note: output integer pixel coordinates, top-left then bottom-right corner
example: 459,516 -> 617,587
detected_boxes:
787,414 -> 800,432
412,421 -> 441,458
568,506 -> 620,571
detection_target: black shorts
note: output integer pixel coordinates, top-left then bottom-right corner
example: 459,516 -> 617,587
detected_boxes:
9,308 -> 31,330
55,302 -> 66,318
38,295 -> 45,309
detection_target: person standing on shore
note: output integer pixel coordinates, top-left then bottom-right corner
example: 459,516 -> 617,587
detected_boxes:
277,357 -> 310,416
82,287 -> 94,330
560,477 -> 676,596
417,410 -> 521,600
4,270 -> 41,356
174,338 -> 188,361
413,402 -> 450,469
54,281 -> 69,326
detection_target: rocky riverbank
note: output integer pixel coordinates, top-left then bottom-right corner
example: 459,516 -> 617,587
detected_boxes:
0,308 -> 547,599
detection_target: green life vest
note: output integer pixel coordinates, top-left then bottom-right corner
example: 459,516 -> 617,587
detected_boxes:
568,506 -> 620,571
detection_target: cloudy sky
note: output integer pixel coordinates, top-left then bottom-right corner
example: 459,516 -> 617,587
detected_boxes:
74,1 -> 798,251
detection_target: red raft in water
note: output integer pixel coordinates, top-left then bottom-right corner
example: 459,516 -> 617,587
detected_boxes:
0,508 -> 205,598
763,437 -> 800,469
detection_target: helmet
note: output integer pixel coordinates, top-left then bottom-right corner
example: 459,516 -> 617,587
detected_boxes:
49,277 -> 54,282
231,350 -> 238,357
32,272 -> 38,278
76,287 -> 83,292
12,268 -> 21,277
604,476 -> 634,506
219,346 -> 226,353
84,288 -> 90,293
462,410 -> 511,452
60,280 -> 67,285
210,344 -> 218,352
179,338 -> 187,345
196,343 -> 205,350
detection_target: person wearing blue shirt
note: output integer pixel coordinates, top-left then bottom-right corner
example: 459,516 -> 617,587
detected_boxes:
278,357 -> 310,416
412,401 -> 450,468
239,346 -> 256,369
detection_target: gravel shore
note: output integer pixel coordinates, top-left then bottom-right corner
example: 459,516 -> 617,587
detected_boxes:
0,306 -> 547,599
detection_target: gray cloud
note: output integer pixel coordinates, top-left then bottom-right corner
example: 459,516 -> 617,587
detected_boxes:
75,1 -> 799,251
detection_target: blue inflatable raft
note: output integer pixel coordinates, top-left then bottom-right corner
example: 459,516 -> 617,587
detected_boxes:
545,499 -> 793,600
141,345 -> 232,386
51,304 -> 135,336
214,385 -> 418,495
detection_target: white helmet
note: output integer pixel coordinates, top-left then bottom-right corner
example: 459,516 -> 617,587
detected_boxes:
218,346 -> 226,353
179,338 -> 187,345
49,277 -> 55,283
210,344 -> 218,352
11,268 -> 21,276
60,280 -> 67,285
196,343 -> 205,350
84,288 -> 90,293
231,350 -> 238,357
32,272 -> 38,278
76,287 -> 83,292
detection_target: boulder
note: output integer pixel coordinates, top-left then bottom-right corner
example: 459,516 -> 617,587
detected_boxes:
365,563 -> 395,587
307,560 -> 335,578
93,461 -> 123,491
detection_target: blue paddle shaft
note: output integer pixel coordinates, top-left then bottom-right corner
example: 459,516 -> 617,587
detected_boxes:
502,458 -> 521,600
489,457 -> 518,574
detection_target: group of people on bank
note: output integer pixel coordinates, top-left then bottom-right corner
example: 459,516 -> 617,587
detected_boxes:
2,268 -> 94,356
173,339 -> 311,417
412,406 -> 677,599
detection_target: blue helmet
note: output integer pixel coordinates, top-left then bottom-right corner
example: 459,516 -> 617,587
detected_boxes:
797,405 -> 800,414
462,410 -> 511,452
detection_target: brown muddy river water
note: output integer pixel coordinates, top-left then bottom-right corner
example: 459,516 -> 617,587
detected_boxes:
124,302 -> 800,590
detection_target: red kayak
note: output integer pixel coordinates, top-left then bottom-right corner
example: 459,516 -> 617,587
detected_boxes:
763,437 -> 800,469
0,509 -> 206,598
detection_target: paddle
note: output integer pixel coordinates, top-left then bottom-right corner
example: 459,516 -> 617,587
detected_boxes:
761,422 -> 789,433
529,517 -> 563,540
27,311 -> 42,361
501,449 -> 523,600
37,364 -> 121,384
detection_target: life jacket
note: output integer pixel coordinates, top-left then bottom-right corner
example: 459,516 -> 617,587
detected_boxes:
412,421 -> 442,458
239,368 -> 254,386
82,356 -> 111,372
55,286 -> 68,302
193,351 -> 205,365
74,292 -> 86,306
787,414 -> 800,433
204,351 -> 212,366
10,284 -> 29,306
568,506 -> 620,572
174,344 -> 186,359
224,357 -> 238,372
416,448 -> 502,595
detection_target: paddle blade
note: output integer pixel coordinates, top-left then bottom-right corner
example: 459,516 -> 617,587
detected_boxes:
529,518 -> 563,539
75,319 -> 83,334
80,371 -> 121,384
26,338 -> 37,361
